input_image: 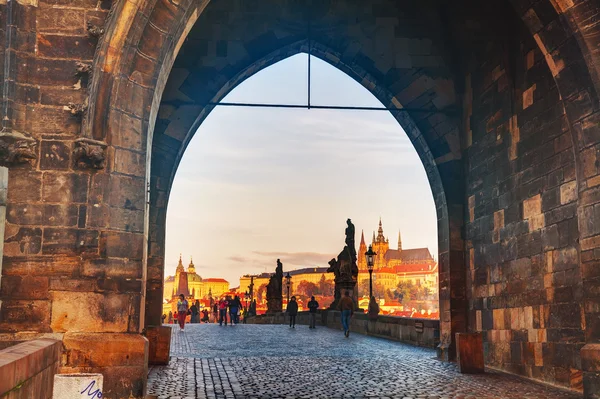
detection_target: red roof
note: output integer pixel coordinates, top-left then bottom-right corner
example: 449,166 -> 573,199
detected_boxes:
203,278 -> 229,283
394,263 -> 437,274
378,267 -> 397,274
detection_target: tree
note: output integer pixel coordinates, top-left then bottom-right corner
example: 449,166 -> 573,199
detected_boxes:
395,281 -> 414,304
320,278 -> 334,296
296,280 -> 319,297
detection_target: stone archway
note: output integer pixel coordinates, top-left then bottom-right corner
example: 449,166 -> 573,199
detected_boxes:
1,0 -> 599,397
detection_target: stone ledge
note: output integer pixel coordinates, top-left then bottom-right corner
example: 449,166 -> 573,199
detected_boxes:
247,311 -> 440,348
0,338 -> 62,397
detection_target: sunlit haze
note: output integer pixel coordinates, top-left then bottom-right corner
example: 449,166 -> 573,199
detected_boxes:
165,54 -> 437,285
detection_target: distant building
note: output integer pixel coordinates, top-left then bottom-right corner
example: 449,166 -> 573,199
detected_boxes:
239,267 -> 334,298
357,219 -> 438,293
163,255 -> 230,302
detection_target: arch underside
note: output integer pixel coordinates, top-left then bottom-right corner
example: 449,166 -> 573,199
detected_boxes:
145,0 -> 466,357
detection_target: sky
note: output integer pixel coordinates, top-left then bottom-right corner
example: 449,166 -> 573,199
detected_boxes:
164,54 -> 438,287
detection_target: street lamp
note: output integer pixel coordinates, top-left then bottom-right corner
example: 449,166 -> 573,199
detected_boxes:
365,245 -> 377,299
285,272 -> 292,304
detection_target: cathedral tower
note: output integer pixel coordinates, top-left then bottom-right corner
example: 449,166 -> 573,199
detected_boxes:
358,230 -> 367,271
188,256 -> 196,274
372,218 -> 389,270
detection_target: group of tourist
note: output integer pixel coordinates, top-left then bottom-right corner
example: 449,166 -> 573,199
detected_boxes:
163,294 -> 259,331
217,295 -> 246,326
285,295 -> 320,328
167,290 -> 374,338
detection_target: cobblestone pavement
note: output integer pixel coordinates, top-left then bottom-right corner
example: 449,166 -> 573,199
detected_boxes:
147,324 -> 580,399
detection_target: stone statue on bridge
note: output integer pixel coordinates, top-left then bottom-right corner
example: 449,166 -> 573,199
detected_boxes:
266,259 -> 283,313
327,219 -> 359,309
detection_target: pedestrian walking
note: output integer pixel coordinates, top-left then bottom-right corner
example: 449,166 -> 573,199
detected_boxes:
337,290 -> 354,337
161,314 -> 167,324
307,296 -> 319,329
176,294 -> 189,332
212,302 -> 219,323
167,311 -> 173,324
173,311 -> 178,324
219,298 -> 229,326
287,296 -> 298,328
229,295 -> 241,324
190,300 -> 200,323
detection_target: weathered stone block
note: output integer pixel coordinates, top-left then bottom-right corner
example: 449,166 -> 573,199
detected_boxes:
42,228 -> 99,255
6,203 -> 44,225
4,227 -> 42,256
456,332 -> 484,373
145,325 -> 171,365
50,291 -> 138,333
523,84 -> 536,109
109,110 -> 145,152
37,8 -> 85,33
7,170 -> 42,202
82,258 -> 143,279
42,173 -> 89,204
44,204 -> 78,226
38,34 -> 96,60
0,275 -> 49,299
39,141 -> 71,170
553,246 -> 578,272
560,180 -> 578,204
113,148 -> 145,177
523,194 -> 542,219
100,231 -> 144,260
0,300 -> 51,332
61,332 -> 148,398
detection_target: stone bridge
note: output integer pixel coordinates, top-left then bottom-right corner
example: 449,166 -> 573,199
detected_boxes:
0,0 -> 599,397
147,323 -> 580,398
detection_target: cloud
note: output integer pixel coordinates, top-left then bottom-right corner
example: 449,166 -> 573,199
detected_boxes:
252,251 -> 336,266
228,255 -> 250,263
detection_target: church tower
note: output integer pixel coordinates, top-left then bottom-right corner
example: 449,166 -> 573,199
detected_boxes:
358,230 -> 367,271
176,254 -> 184,274
398,230 -> 402,251
188,256 -> 196,274
173,254 -> 184,296
372,218 -> 389,270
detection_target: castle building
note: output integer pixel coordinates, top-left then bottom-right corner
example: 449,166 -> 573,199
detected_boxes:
357,219 -> 438,293
163,255 -> 230,302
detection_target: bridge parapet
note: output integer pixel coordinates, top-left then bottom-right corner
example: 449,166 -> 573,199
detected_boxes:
247,311 -> 440,349
0,338 -> 62,399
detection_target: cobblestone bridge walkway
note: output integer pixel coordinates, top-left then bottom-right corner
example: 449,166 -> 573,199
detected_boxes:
147,324 -> 580,399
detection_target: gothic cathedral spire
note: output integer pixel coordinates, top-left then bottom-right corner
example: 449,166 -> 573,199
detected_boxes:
398,230 -> 402,251
176,253 -> 184,273
358,230 -> 367,271
376,217 -> 385,243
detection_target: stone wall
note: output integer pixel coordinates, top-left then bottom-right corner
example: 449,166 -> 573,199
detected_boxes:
247,311 -> 440,349
464,16 -> 585,391
0,339 -> 61,399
